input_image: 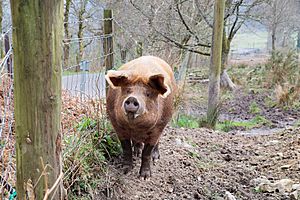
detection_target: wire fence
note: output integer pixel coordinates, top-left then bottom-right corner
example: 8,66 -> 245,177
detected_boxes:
0,26 -> 16,199
60,16 -> 144,197
0,9 -> 147,198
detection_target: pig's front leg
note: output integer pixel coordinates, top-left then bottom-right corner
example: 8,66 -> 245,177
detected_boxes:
152,143 -> 160,163
120,139 -> 133,174
139,143 -> 154,179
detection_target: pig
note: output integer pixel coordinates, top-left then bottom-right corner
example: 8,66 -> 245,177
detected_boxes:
105,55 -> 176,179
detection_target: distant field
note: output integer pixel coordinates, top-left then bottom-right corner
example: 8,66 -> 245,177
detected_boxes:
231,31 -> 268,50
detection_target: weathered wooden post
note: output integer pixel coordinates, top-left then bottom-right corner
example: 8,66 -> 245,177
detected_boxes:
11,0 -> 64,199
207,0 -> 225,128
103,9 -> 114,71
136,42 -> 143,57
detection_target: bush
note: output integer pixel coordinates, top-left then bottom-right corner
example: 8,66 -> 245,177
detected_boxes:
265,50 -> 300,106
63,116 -> 121,198
265,51 -> 299,86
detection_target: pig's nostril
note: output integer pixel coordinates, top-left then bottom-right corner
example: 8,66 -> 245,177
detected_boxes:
124,97 -> 139,113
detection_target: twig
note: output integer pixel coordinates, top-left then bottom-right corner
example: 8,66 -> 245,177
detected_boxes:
43,172 -> 63,200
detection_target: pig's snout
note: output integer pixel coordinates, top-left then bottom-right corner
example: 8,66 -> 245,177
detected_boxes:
124,97 -> 139,113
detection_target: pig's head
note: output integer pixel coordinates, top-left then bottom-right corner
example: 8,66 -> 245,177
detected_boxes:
106,70 -> 171,127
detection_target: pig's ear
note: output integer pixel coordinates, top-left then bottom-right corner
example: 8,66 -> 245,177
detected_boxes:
105,70 -> 130,88
148,74 -> 171,98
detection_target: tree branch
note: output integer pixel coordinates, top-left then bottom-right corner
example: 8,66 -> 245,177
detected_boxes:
194,0 -> 213,28
175,0 -> 200,43
158,32 -> 210,56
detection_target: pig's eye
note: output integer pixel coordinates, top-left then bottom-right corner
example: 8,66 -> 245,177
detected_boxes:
146,92 -> 152,97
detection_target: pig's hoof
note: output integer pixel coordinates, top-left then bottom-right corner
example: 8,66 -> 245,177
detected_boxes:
139,167 -> 151,180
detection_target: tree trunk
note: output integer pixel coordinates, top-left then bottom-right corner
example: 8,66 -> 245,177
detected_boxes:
297,30 -> 300,51
103,9 -> 114,71
136,42 -> 143,57
207,0 -> 225,128
11,0 -> 64,199
76,1 -> 86,72
120,49 -> 127,63
220,27 -> 236,90
271,26 -> 276,51
63,0 -> 71,68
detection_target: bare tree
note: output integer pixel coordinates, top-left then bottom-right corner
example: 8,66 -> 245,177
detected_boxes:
64,0 -> 104,71
63,0 -> 72,67
75,0 -> 88,71
259,0 -> 298,51
109,0 -> 264,90
196,0 -> 265,90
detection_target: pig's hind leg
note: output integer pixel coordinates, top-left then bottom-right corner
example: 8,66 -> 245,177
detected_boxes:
120,139 -> 133,174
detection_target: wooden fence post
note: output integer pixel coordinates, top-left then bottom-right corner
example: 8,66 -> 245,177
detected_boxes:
207,0 -> 225,128
11,0 -> 64,199
103,9 -> 114,71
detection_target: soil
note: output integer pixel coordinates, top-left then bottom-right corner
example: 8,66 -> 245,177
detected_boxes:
221,89 -> 300,128
1,56 -> 300,200
180,82 -> 300,131
96,127 -> 300,200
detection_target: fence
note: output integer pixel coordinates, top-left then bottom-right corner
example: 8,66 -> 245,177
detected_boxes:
0,8 -> 146,199
0,27 -> 16,199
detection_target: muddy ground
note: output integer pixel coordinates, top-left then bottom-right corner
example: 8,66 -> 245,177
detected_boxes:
96,126 -> 299,200
94,57 -> 300,200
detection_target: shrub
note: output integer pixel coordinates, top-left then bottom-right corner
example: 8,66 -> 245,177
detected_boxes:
265,51 -> 299,86
63,116 -> 121,198
265,50 -> 300,106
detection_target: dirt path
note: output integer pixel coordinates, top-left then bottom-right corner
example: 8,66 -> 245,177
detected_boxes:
97,127 -> 300,200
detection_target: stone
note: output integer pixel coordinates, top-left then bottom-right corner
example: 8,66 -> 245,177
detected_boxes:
290,190 -> 299,200
292,184 -> 300,191
274,179 -> 294,193
225,191 -> 236,200
280,164 -> 292,170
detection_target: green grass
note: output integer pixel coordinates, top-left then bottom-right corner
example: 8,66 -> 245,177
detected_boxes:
294,119 -> 300,127
216,115 -> 271,132
249,102 -> 261,114
173,113 -> 272,132
172,114 -> 199,129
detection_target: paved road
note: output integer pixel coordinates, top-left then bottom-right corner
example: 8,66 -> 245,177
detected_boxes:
62,72 -> 106,99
